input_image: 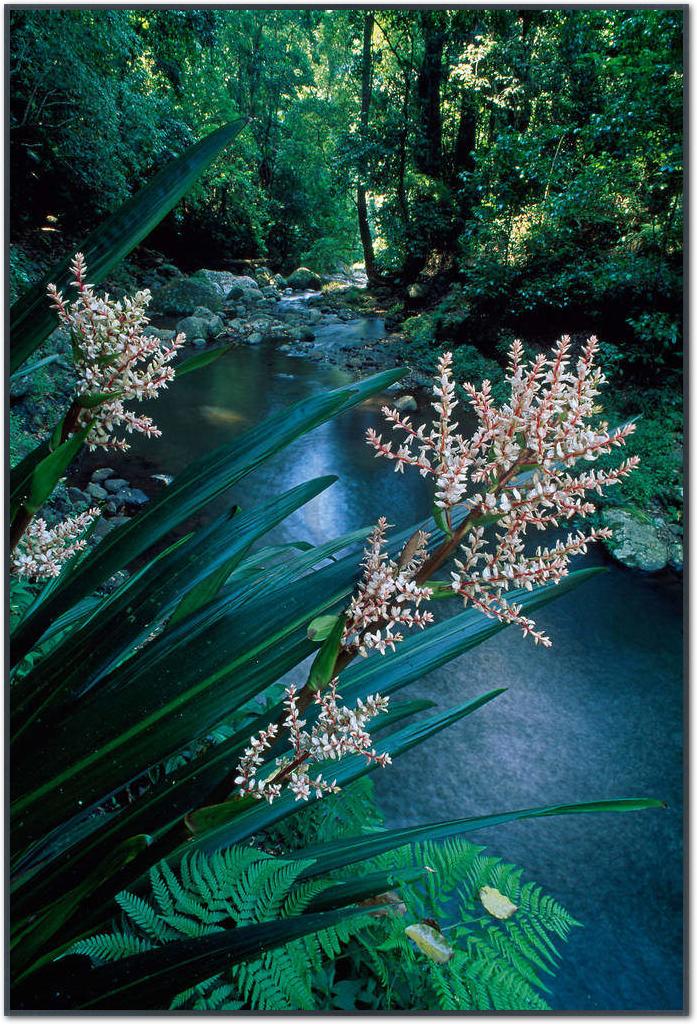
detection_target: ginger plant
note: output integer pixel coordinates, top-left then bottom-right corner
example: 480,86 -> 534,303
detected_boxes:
10,254 -> 184,578
237,336 -> 638,803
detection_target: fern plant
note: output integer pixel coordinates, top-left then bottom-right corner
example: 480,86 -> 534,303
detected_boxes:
72,780 -> 581,1012
267,781 -> 581,1011
352,839 -> 580,1011
70,845 -> 374,1011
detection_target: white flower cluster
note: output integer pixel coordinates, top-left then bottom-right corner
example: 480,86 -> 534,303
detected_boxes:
47,253 -> 185,451
10,508 -> 99,580
235,682 -> 390,803
367,338 -> 639,645
341,517 -> 434,656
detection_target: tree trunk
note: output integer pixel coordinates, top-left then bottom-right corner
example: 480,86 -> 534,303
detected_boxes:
415,11 -> 446,177
397,76 -> 411,236
453,89 -> 477,181
357,11 -> 377,282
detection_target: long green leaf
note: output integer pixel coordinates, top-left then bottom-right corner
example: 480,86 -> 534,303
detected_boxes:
10,530 -> 374,903
10,426 -> 91,522
13,476 -> 338,728
178,691 -> 506,861
174,344 -> 232,377
15,907 -> 372,1011
181,697 -> 437,839
10,120 -> 248,373
11,532 -> 388,842
11,366 -> 404,663
290,798 -> 666,879
305,867 -> 424,914
15,513 -> 429,831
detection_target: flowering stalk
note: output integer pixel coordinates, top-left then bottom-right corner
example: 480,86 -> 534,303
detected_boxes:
234,335 -> 638,802
235,682 -> 389,803
48,253 -> 185,452
368,338 -> 638,644
10,508 -> 99,581
341,517 -> 434,657
10,257 -> 186,575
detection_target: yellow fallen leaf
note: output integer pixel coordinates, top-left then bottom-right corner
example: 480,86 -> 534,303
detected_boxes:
479,885 -> 518,920
405,923 -> 454,963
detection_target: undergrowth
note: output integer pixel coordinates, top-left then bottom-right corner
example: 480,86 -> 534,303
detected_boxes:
69,780 -> 582,1011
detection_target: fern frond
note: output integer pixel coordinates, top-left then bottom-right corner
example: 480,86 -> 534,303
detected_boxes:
114,891 -> 174,942
68,931 -> 153,963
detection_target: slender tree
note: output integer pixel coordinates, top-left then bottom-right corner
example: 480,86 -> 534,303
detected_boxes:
357,11 -> 377,282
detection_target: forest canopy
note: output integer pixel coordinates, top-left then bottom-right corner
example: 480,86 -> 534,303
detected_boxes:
10,7 -> 683,365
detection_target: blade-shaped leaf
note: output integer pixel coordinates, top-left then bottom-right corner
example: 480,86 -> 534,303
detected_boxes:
305,867 -> 424,914
10,120 -> 248,373
10,426 -> 91,521
174,344 -> 232,377
177,691 -> 506,861
11,367 -> 405,663
11,538 -> 383,840
15,907 -> 372,1010
290,798 -> 666,879
181,697 -> 437,839
13,476 -> 338,728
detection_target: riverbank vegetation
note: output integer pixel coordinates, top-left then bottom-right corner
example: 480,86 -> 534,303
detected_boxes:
10,7 -> 683,529
9,6 -> 681,1012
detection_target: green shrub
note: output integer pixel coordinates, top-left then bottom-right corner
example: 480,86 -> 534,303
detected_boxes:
601,387 -> 683,521
10,245 -> 40,305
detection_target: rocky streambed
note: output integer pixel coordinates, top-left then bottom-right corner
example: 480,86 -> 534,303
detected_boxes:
144,265 -> 405,376
10,262 -> 682,576
140,266 -> 682,577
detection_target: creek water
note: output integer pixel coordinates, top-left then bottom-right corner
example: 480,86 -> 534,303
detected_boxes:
99,310 -> 683,1012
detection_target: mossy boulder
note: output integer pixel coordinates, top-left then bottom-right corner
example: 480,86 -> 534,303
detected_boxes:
144,327 -> 176,342
175,315 -> 211,344
287,267 -> 321,290
600,508 -> 672,573
150,277 -> 222,316
191,308 -> 225,337
192,269 -> 259,296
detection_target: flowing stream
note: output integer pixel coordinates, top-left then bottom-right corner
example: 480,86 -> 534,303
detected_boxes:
90,305 -> 683,1011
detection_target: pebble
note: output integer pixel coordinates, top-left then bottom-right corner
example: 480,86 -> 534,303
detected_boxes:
68,486 -> 89,504
91,468 -> 115,482
116,487 -> 149,508
86,482 -> 108,500
104,478 -> 129,494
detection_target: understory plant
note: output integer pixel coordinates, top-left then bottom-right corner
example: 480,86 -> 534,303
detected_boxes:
9,242 -> 661,1009
70,780 -> 579,1011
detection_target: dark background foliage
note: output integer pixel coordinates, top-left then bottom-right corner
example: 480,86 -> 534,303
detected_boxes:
10,9 -> 682,368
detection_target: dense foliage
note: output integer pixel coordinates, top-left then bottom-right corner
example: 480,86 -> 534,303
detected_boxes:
13,347 -> 654,1009
11,9 -> 683,364
9,230 -> 660,1009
